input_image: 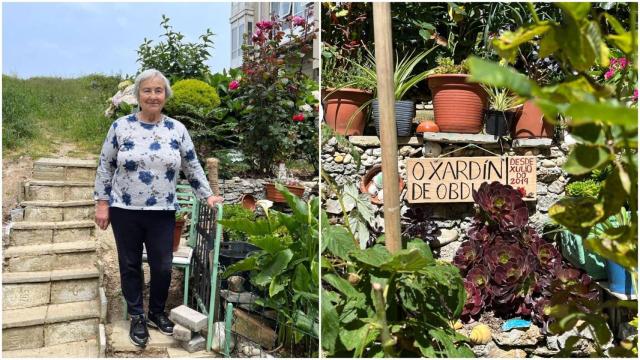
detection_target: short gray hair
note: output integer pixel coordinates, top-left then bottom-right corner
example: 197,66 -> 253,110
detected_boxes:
133,69 -> 173,103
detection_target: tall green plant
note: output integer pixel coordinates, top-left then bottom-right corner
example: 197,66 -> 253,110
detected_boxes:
466,2 -> 637,357
220,184 -> 319,346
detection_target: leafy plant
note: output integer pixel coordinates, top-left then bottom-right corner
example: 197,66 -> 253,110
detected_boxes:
237,15 -> 318,175
136,15 -> 214,82
431,57 -> 469,75
222,204 -> 255,241
164,79 -> 220,115
175,212 -> 187,221
565,179 -> 602,198
220,184 -> 319,347
482,85 -> 523,111
454,182 -> 598,327
321,43 -> 375,91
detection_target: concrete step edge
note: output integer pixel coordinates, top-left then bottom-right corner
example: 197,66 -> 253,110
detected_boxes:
3,267 -> 100,284
21,200 -> 95,208
11,220 -> 95,230
4,299 -> 102,329
26,180 -> 94,187
3,240 -> 97,257
2,339 -> 99,358
34,158 -> 97,168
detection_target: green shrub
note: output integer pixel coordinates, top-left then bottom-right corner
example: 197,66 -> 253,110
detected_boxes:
566,179 -> 601,198
222,204 -> 254,241
164,79 -> 220,116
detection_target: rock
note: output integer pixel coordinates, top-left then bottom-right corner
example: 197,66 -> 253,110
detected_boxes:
343,154 -> 353,164
173,323 -> 192,342
536,195 -> 559,212
227,276 -> 245,292
555,156 -> 567,166
365,149 -> 373,156
487,345 -> 527,358
493,325 -> 543,346
350,136 -> 380,147
533,344 -> 560,357
219,290 -> 258,304
334,155 -> 344,163
541,159 -> 556,168
323,162 -> 344,173
436,240 -> 462,262
211,321 -> 236,353
327,137 -> 337,147
548,179 -> 565,194
538,167 -> 562,183
372,148 -> 382,156
324,198 -> 354,215
322,143 -> 335,153
546,335 -> 560,351
399,146 -> 413,156
182,334 -> 206,353
423,142 -> 442,157
435,229 -> 458,245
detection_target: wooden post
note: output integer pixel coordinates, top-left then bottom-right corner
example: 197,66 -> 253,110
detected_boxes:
373,3 -> 402,254
206,158 -> 220,196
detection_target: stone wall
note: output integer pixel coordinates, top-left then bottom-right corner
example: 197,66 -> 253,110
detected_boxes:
322,135 -> 570,261
201,177 -> 319,204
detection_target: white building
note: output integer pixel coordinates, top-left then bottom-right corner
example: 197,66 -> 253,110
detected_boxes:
230,2 -> 319,79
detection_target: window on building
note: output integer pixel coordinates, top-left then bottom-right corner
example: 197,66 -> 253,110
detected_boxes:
231,19 -> 247,68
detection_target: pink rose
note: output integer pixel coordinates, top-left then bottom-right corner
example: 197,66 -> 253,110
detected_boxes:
633,88 -> 638,102
604,69 -> 615,80
256,20 -> 274,31
292,16 -> 305,27
228,80 -> 239,91
618,57 -> 628,68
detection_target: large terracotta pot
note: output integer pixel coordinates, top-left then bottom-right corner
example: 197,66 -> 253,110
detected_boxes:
513,100 -> 555,138
427,74 -> 487,133
322,88 -> 372,136
265,182 -> 305,203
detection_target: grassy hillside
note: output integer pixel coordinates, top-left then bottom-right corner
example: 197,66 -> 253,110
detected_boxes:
2,74 -> 121,158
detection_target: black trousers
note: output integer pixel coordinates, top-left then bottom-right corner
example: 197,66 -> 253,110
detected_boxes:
110,207 -> 175,315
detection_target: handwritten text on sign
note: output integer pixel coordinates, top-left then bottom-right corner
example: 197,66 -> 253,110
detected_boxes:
406,156 -> 537,203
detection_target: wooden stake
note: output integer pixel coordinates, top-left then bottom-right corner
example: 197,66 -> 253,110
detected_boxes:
206,158 -> 220,196
373,3 -> 402,254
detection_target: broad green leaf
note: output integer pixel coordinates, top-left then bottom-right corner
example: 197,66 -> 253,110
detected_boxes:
601,168 -> 629,217
219,218 -> 272,236
321,290 -> 340,354
491,22 -> 552,63
275,183 -> 308,223
221,256 -> 258,278
339,322 -> 378,355
350,245 -> 390,268
607,33 -> 633,54
249,234 -> 288,254
556,2 -> 591,20
253,249 -> 293,286
539,27 -> 560,58
292,263 -> 312,293
380,248 -> 430,272
467,56 -> 539,97
604,13 -> 627,35
563,144 -> 611,175
584,20 -> 609,67
322,224 -> 357,261
269,276 -> 286,297
322,273 -> 364,300
585,225 -> 637,271
549,197 -> 604,237
570,123 -> 606,145
565,101 -> 638,126
406,238 -> 434,263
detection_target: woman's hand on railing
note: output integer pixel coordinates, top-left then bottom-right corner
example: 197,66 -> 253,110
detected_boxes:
95,200 -> 110,230
206,195 -> 224,208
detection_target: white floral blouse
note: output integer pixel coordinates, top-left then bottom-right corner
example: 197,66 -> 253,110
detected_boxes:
94,114 -> 213,210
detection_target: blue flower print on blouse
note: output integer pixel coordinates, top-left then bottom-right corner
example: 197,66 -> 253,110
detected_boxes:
112,122 -> 118,129
111,136 -> 119,149
185,149 -> 196,161
127,114 -> 136,122
109,158 -> 118,169
122,140 -> 135,151
122,193 -> 132,205
104,185 -> 112,196
164,120 -> 175,130
189,178 -> 201,189
166,193 -> 175,203
149,141 -> 161,151
170,139 -> 180,149
165,168 -> 176,181
124,160 -> 138,172
145,196 -> 157,206
140,122 -> 155,130
138,171 -> 154,185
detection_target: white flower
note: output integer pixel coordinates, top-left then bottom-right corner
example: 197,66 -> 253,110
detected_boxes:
299,104 -> 313,113
256,199 -> 273,214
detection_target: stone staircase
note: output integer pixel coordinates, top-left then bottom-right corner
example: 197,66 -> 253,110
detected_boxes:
2,158 -> 107,358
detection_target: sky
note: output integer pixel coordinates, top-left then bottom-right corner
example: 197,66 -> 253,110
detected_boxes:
2,2 -> 232,78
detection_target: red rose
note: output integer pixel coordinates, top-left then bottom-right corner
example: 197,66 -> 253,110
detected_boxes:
292,113 -> 304,122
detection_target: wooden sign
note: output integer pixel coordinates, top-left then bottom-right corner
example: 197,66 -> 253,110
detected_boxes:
406,156 -> 536,203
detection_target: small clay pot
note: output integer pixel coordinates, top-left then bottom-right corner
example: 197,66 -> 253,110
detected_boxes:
240,194 -> 256,211
416,120 -> 440,133
359,164 -> 405,205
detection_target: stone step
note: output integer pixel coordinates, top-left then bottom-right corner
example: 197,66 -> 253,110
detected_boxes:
3,240 -> 97,272
108,320 -> 180,356
20,200 -> 94,222
9,220 -> 95,246
24,180 -> 94,202
3,339 -> 99,358
2,299 -> 101,351
32,158 -> 96,182
3,267 -> 100,310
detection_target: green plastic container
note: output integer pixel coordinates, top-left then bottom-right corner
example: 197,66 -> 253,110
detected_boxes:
559,230 -> 608,280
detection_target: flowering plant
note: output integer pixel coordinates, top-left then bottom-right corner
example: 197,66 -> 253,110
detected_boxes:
237,12 -> 318,175
602,49 -> 637,104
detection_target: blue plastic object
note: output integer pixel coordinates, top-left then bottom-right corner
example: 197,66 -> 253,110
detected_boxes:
606,260 -> 635,295
501,318 -> 532,332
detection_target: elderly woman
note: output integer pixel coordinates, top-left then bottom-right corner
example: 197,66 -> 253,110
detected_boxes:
94,69 -> 223,347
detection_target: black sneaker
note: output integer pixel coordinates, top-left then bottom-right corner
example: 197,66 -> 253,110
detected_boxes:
129,314 -> 149,348
147,311 -> 174,335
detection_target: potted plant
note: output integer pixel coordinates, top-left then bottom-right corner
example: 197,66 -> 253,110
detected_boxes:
321,44 -> 374,136
427,58 -> 487,133
173,212 -> 187,252
346,46 -> 437,137
482,85 -> 523,136
512,100 -> 556,138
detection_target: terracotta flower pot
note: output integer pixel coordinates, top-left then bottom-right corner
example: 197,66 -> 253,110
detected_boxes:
427,74 -> 487,133
173,219 -> 186,252
513,100 -> 555,138
416,120 -> 439,133
359,164 -> 405,205
322,88 -> 372,136
265,183 -> 305,203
